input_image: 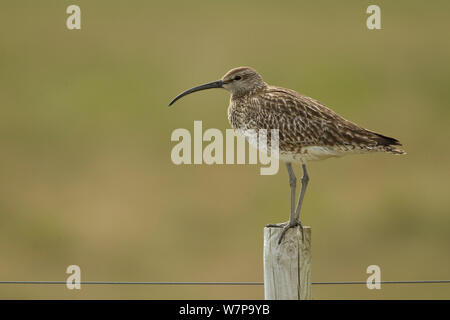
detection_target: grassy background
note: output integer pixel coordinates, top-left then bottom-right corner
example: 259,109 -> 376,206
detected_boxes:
0,0 -> 449,299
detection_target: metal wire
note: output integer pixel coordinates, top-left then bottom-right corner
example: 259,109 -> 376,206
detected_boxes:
0,281 -> 262,285
0,280 -> 449,285
312,280 -> 450,285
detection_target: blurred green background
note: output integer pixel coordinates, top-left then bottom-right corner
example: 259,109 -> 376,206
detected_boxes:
0,0 -> 449,299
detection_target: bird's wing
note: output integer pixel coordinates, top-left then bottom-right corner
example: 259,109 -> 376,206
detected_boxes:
250,86 -> 402,152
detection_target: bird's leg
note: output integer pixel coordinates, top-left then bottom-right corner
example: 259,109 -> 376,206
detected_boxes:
266,163 -> 302,244
294,164 -> 309,222
286,164 -> 309,242
268,164 -> 309,244
266,163 -> 296,228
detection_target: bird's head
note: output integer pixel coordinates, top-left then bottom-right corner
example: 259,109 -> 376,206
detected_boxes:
168,66 -> 266,106
221,67 -> 266,96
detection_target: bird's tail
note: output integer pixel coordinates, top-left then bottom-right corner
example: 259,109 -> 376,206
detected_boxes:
372,133 -> 406,155
383,145 -> 406,155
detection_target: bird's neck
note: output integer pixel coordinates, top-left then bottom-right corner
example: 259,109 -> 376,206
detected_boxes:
230,83 -> 267,100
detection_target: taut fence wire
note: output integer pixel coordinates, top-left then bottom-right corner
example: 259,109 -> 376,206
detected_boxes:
0,280 -> 450,286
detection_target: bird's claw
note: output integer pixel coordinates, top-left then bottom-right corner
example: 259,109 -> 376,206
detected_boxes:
266,220 -> 304,245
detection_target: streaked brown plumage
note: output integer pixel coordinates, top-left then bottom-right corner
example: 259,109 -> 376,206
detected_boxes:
169,66 -> 405,244
223,67 -> 405,162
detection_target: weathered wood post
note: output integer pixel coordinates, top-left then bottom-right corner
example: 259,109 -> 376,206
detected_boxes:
264,226 -> 311,300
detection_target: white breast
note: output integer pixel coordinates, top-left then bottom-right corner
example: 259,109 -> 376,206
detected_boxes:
280,145 -> 371,163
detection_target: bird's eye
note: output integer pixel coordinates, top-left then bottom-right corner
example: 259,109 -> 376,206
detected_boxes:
234,75 -> 242,81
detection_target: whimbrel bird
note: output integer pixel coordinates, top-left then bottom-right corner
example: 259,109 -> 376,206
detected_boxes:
169,67 -> 405,244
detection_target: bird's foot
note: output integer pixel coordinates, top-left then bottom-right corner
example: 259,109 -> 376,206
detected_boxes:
266,220 -> 304,244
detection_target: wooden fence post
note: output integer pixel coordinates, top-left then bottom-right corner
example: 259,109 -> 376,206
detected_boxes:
264,226 -> 311,300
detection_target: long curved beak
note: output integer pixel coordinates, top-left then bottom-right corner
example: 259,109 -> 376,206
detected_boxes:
168,80 -> 223,106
